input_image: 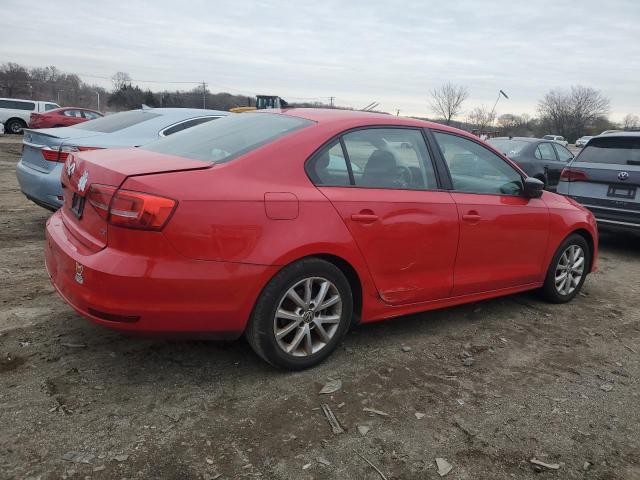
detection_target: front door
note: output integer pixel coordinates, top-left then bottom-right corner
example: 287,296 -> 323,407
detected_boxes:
432,131 -> 549,296
308,127 -> 459,305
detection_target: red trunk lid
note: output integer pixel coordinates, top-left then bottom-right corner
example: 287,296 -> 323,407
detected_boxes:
60,148 -> 212,251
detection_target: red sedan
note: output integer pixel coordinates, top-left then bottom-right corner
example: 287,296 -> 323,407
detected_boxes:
45,109 -> 598,369
29,107 -> 103,129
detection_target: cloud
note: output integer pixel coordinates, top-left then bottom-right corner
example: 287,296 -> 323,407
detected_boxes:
0,0 -> 638,119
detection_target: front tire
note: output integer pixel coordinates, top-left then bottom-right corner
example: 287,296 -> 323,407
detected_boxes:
540,234 -> 590,303
246,258 -> 353,370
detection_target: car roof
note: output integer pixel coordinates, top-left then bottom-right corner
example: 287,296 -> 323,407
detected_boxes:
133,107 -> 229,118
256,107 -> 474,136
490,137 -> 540,143
595,131 -> 640,138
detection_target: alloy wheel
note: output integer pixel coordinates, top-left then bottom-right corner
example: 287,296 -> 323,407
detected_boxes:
273,276 -> 342,357
554,245 -> 585,295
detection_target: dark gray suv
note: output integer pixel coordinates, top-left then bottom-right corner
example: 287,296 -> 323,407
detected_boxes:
557,132 -> 640,231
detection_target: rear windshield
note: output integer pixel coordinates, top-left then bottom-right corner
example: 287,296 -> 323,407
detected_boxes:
73,110 -> 160,133
487,139 -> 529,156
576,136 -> 640,165
142,113 -> 313,163
543,135 -> 555,140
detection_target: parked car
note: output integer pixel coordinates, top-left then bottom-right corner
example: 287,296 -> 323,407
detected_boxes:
29,107 -> 103,129
542,135 -> 568,147
557,132 -> 640,232
0,98 -> 60,134
575,136 -> 594,148
487,137 -> 574,190
16,108 -> 229,210
45,109 -> 598,369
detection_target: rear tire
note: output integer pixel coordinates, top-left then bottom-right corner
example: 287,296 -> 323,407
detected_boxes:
540,234 -> 590,303
246,258 -> 353,370
6,118 -> 26,134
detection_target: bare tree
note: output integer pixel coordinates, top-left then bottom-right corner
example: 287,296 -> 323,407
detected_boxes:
467,106 -> 496,133
111,71 -> 132,92
623,114 -> 639,130
0,63 -> 31,97
537,85 -> 610,142
429,83 -> 469,125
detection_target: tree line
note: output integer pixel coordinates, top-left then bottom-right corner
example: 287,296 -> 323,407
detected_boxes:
1,62 -> 634,141
0,63 -> 266,112
428,82 -> 633,142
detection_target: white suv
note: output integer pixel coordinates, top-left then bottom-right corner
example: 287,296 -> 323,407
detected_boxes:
542,135 -> 568,147
0,98 -> 60,134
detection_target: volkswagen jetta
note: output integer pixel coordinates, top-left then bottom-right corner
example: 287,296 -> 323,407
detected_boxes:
45,109 -> 598,369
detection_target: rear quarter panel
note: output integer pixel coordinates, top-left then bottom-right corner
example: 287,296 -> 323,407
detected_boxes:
122,125 -> 382,317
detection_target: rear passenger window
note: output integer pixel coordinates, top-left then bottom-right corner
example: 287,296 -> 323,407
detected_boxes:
307,141 -> 351,186
162,117 -> 218,136
11,101 -> 35,110
342,128 -> 437,190
536,143 -> 557,161
434,131 -> 523,195
554,144 -> 574,162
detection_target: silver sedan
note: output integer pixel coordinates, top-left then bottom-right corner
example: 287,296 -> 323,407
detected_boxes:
16,108 -> 229,210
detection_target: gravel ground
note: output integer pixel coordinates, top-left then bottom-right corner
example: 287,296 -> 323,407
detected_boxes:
0,136 -> 639,480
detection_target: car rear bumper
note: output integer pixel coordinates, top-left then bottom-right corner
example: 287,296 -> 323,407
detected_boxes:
569,199 -> 640,232
45,211 -> 277,338
16,159 -> 64,209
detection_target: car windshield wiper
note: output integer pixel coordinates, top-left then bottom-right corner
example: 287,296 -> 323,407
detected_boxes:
627,160 -> 640,165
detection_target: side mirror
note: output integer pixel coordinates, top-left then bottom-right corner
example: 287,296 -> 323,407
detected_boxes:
523,177 -> 544,198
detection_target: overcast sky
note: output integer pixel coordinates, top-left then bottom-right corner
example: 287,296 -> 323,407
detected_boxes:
1,0 -> 639,120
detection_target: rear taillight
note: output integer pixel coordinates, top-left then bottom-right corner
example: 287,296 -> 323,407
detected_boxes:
87,185 -> 176,230
87,184 -> 116,219
560,168 -> 588,182
41,146 -> 101,163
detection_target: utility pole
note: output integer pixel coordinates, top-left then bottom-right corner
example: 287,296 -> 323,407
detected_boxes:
96,91 -> 100,111
202,81 -> 207,109
396,109 -> 400,116
329,96 -> 335,108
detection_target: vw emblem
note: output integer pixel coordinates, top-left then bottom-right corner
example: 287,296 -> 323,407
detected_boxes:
78,170 -> 89,192
302,310 -> 315,324
618,171 -> 629,181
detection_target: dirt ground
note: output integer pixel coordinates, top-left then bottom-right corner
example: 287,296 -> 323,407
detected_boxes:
1,135 -> 639,480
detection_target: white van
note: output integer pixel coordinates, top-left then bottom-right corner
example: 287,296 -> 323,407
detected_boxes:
0,98 -> 60,134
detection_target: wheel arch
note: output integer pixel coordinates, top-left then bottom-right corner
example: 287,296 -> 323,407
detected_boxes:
570,228 -> 595,271
313,253 -> 363,323
250,251 -> 365,330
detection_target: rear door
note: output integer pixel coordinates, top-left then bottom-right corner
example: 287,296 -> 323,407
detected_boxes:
431,131 -> 549,296
309,127 -> 459,305
534,142 -> 564,188
565,135 -> 640,227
